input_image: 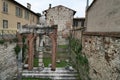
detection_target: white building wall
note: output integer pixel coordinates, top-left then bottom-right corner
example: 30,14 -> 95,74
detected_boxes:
86,0 -> 120,32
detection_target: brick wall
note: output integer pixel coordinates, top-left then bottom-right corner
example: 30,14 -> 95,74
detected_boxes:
45,5 -> 75,45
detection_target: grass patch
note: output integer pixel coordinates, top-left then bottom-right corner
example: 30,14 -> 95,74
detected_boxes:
43,58 -> 67,67
58,45 -> 67,49
43,58 -> 51,67
33,57 -> 39,67
56,60 -> 67,67
22,78 -> 52,80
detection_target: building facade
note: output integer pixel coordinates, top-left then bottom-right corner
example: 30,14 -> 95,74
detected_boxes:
86,0 -> 120,32
43,5 -> 76,45
0,0 -> 39,32
73,18 -> 85,28
82,0 -> 120,79
71,18 -> 85,40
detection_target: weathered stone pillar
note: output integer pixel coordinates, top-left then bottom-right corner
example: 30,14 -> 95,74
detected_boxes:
27,33 -> 36,70
49,28 -> 57,71
17,33 -> 23,47
16,33 -> 23,80
36,36 -> 40,51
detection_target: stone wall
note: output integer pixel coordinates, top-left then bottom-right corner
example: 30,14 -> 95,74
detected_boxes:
86,0 -> 120,32
44,5 -> 75,45
82,32 -> 120,80
71,29 -> 82,40
0,42 -> 17,80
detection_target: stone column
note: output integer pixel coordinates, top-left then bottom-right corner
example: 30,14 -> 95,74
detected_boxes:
49,28 -> 57,71
17,33 -> 23,48
27,33 -> 36,70
16,33 -> 23,80
36,36 -> 40,51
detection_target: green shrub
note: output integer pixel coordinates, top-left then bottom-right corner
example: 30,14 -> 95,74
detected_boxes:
34,57 -> 39,67
0,40 -> 5,44
69,37 -> 90,80
14,45 -> 21,56
22,36 -> 26,44
58,45 -> 68,49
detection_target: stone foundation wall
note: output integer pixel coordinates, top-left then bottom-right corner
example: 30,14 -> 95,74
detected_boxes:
0,43 -> 17,80
82,32 -> 120,80
71,29 -> 82,40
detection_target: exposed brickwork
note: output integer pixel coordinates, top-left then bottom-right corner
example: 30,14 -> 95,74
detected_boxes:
17,25 -> 58,71
17,32 -> 23,48
17,33 -> 37,70
27,33 -> 36,70
49,28 -> 57,71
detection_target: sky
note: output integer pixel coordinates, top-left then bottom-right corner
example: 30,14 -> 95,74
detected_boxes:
15,0 -> 93,17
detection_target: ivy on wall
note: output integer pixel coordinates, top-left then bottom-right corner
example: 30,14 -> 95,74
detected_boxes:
14,36 -> 28,62
14,45 -> 21,58
22,36 -> 27,62
0,40 -> 5,44
69,37 -> 90,80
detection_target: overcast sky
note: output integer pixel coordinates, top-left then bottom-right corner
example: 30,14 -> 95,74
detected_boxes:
15,0 -> 93,17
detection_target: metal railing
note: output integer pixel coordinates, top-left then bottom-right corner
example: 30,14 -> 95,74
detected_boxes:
0,30 -> 17,40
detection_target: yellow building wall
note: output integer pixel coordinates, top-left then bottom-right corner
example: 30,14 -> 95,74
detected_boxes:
0,0 -> 38,31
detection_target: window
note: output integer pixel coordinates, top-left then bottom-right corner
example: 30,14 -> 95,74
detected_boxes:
25,10 -> 29,20
16,7 -> 22,17
81,20 -> 85,27
78,22 -> 81,27
3,20 -> 8,29
73,21 -> 78,27
17,22 -> 21,29
3,1 -> 8,13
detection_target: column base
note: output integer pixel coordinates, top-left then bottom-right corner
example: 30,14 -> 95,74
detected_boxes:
51,68 -> 56,71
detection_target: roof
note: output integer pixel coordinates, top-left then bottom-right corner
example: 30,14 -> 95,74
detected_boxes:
73,17 -> 85,20
87,0 -> 97,12
10,0 -> 40,17
44,5 -> 76,15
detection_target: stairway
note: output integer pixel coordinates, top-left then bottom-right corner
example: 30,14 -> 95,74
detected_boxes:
22,68 -> 78,80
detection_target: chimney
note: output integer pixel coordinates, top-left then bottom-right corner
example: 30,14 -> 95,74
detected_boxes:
27,3 -> 31,10
49,4 -> 52,9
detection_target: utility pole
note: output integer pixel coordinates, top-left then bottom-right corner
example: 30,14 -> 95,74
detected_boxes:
86,0 -> 89,10
85,0 -> 89,29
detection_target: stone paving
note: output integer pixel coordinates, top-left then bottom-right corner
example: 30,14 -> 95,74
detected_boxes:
22,67 -> 78,80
